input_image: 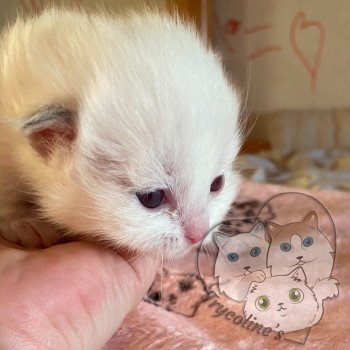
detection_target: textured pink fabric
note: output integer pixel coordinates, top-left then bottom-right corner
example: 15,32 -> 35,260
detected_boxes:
105,181 -> 350,349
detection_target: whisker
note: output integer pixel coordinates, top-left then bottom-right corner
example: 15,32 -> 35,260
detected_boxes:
125,251 -> 145,264
160,251 -> 164,309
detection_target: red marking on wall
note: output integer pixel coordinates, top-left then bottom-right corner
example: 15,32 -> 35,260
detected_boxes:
290,11 -> 325,93
213,11 -> 235,53
249,45 -> 282,60
224,19 -> 241,35
244,24 -> 273,35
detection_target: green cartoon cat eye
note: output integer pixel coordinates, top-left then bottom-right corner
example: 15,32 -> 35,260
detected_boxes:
288,288 -> 304,303
255,295 -> 271,311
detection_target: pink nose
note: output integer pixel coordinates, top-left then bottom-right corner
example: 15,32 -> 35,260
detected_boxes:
184,211 -> 209,244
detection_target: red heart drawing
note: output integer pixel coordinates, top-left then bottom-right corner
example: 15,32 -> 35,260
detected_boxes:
290,11 -> 325,93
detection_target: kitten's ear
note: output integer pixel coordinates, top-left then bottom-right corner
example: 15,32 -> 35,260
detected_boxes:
266,222 -> 282,239
302,211 -> 318,229
289,267 -> 307,282
214,233 -> 229,247
23,104 -> 76,158
250,222 -> 266,239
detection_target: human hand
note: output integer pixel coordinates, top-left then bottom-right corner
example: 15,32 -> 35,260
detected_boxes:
0,242 -> 158,349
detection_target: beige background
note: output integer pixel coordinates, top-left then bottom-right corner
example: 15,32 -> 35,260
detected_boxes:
214,0 -> 350,113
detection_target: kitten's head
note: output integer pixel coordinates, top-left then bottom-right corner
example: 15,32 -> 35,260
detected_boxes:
244,268 -> 320,333
214,223 -> 268,277
267,212 -> 333,273
3,10 -> 241,257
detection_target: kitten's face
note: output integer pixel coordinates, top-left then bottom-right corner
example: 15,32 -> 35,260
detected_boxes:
267,212 -> 333,272
215,223 -> 268,277
39,16 -> 240,258
16,12 -> 241,257
73,105 -> 240,258
244,268 -> 319,333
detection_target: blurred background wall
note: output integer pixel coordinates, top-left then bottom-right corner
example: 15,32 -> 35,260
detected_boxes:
210,1 -> 350,190
213,1 -> 350,157
214,0 -> 349,112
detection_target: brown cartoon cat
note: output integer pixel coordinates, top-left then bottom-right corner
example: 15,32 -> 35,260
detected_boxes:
267,211 -> 334,287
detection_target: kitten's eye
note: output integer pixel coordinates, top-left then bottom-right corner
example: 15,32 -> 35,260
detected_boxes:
256,295 -> 271,311
227,252 -> 239,262
210,175 -> 224,192
280,242 -> 292,252
250,247 -> 261,257
136,190 -> 165,209
303,236 -> 313,247
288,288 -> 304,303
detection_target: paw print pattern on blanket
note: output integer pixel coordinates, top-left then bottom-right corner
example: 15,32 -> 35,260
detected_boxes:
145,269 -> 211,317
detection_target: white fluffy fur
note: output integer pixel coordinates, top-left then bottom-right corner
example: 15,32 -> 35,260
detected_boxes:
0,8 -> 241,257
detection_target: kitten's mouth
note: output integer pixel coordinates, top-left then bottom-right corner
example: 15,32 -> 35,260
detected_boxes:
230,272 -> 247,278
287,258 -> 316,267
280,314 -> 287,317
277,306 -> 287,312
231,271 -> 250,277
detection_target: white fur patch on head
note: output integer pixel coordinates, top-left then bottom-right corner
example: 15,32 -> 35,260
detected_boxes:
0,8 -> 241,257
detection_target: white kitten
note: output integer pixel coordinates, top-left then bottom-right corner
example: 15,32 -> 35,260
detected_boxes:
244,267 -> 338,333
214,222 -> 269,301
0,9 -> 241,257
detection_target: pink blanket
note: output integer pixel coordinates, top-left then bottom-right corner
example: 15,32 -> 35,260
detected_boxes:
105,181 -> 350,349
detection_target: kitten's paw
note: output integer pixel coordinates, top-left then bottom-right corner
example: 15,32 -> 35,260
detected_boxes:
249,270 -> 266,283
324,278 -> 340,298
313,277 -> 339,300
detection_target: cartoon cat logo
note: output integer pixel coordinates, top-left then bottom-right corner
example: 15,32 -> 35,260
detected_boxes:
214,222 -> 269,301
244,267 -> 339,333
267,211 -> 334,287
198,195 -> 340,341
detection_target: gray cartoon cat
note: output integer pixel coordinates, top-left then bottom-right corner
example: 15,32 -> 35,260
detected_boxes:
214,222 -> 269,301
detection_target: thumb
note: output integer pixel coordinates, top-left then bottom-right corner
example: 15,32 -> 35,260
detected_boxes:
0,242 -> 158,349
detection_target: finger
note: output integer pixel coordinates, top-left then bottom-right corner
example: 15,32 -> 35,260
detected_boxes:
0,242 -> 159,349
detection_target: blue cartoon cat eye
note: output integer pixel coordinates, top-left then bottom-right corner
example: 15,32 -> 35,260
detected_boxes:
227,252 -> 239,262
302,236 -> 314,247
280,242 -> 292,252
250,247 -> 261,257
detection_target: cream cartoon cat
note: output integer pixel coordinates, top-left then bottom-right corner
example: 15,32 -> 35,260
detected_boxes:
267,211 -> 334,287
214,222 -> 269,301
244,267 -> 339,333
